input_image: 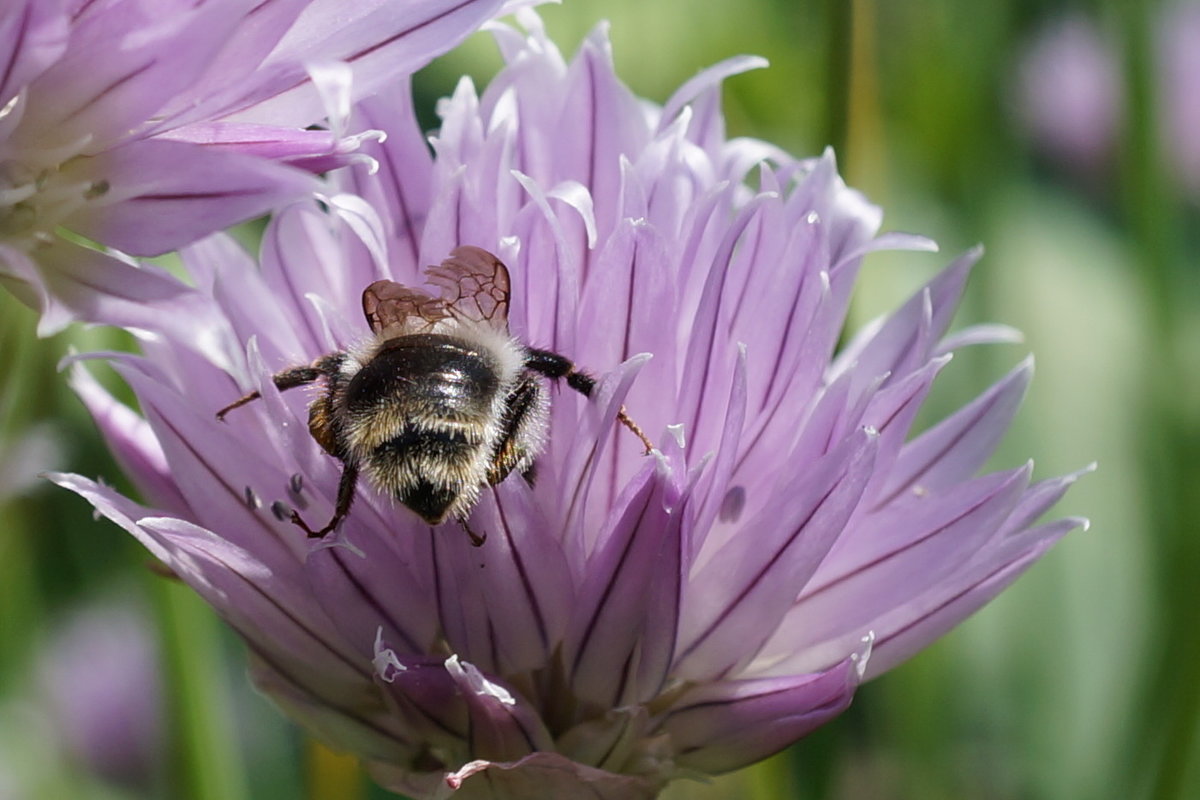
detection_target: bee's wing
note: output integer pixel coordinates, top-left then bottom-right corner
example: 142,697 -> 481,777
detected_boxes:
424,246 -> 511,328
362,280 -> 448,335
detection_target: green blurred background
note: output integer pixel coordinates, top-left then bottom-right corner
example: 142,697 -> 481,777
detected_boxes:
2,0 -> 1196,798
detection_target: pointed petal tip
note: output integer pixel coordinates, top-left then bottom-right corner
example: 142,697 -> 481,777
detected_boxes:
621,351 -> 654,370
1012,353 -> 1036,378
852,631 -> 875,680
42,470 -> 73,488
994,325 -> 1025,344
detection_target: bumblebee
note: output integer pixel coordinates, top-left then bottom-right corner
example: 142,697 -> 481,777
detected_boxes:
217,246 -> 652,545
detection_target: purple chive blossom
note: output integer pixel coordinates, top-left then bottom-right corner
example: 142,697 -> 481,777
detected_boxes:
1159,1 -> 1200,196
1014,3 -> 1200,195
0,0 -> 511,335
1013,14 -> 1122,174
54,13 -> 1088,799
36,598 -> 164,791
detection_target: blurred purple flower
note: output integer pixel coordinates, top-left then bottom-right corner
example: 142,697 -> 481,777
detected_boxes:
1014,3 -> 1200,196
1159,1 -> 1200,195
1013,15 -> 1122,174
53,13 -> 1087,799
37,597 -> 163,790
0,0 -> 510,335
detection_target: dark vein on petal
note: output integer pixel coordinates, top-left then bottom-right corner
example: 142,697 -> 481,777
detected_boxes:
67,57 -> 157,125
242,638 -> 405,744
605,236 -> 641,511
72,0 -> 102,21
429,528 -> 448,639
594,717 -> 630,771
133,188 -> 272,201
686,203 -> 763,440
676,472 -> 844,663
0,3 -> 31,103
609,642 -> 635,709
570,495 -> 652,676
756,268 -> 811,413
243,0 -> 481,110
268,226 -> 325,353
562,424 -> 602,538
672,690 -> 849,756
874,386 -> 1005,508
496,496 -> 550,652
331,547 -> 422,653
186,531 -> 369,677
800,479 -> 1005,603
347,0 -> 477,65
874,554 -> 1030,652
368,107 -> 420,265
454,178 -> 464,250
154,412 -> 365,674
727,208 -> 767,323
487,615 -> 500,677
400,680 -> 465,739
662,679 -> 830,719
509,703 -> 539,754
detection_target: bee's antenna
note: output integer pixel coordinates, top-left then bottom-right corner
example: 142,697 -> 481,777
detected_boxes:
616,406 -> 655,455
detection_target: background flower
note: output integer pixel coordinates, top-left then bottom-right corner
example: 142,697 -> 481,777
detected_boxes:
1013,15 -> 1122,175
0,0 -> 512,335
0,592 -> 164,798
1013,3 -> 1200,197
53,12 -> 1084,798
36,597 -> 164,791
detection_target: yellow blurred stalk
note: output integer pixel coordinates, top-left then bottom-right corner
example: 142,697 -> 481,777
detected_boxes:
308,739 -> 365,800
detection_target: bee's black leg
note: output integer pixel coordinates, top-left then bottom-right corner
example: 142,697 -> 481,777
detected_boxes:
521,461 -> 538,487
460,518 -> 486,547
216,354 -> 344,420
523,348 -> 655,454
290,462 -> 359,539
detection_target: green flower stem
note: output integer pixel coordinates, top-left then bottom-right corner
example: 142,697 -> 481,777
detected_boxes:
820,0 -> 852,161
155,578 -> 250,800
1110,2 -> 1200,799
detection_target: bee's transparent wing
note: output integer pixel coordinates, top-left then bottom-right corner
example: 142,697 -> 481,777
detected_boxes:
424,246 -> 511,328
362,280 -> 448,335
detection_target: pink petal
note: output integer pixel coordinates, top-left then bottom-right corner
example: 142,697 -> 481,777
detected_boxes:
877,357 -> 1034,505
62,138 -> 320,256
657,649 -> 866,774
0,0 -> 69,107
561,456 -> 686,707
226,0 -> 508,128
676,427 -> 878,681
15,0 -> 241,149
432,751 -> 660,799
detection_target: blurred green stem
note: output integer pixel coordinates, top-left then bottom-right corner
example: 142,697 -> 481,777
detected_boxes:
155,579 -> 250,800
821,0 -> 852,160
1110,2 -> 1200,799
